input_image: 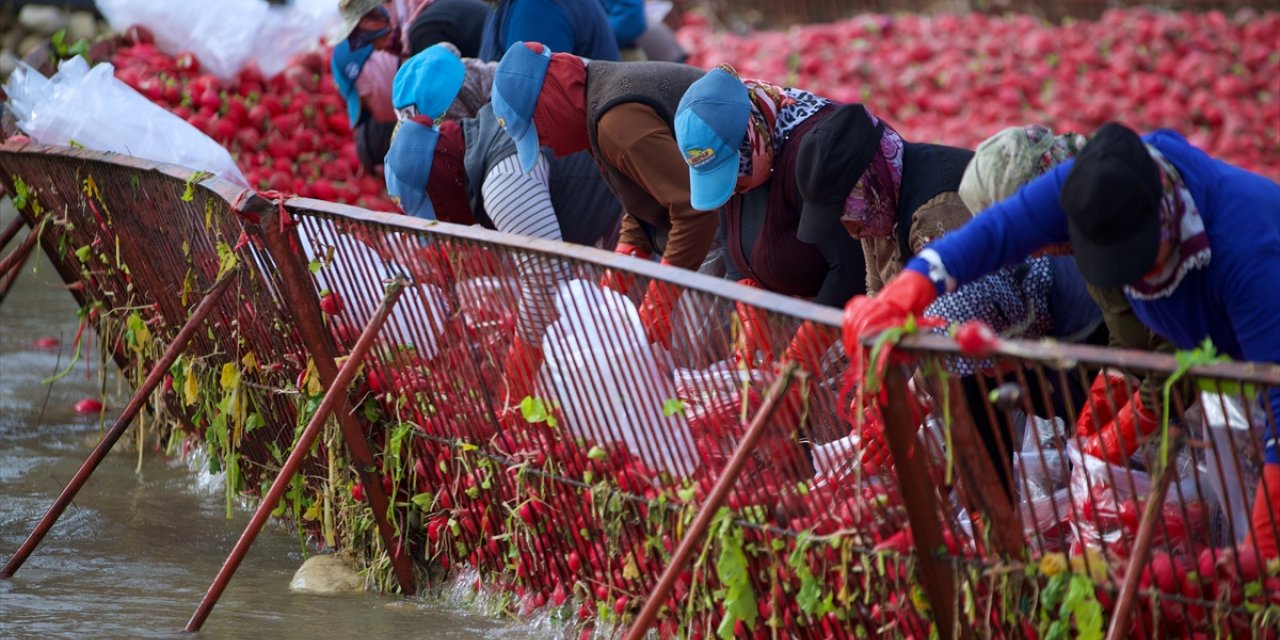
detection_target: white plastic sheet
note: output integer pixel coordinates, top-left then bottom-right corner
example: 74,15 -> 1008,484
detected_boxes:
3,57 -> 247,186
97,0 -> 341,81
1186,391 -> 1267,545
541,280 -> 699,478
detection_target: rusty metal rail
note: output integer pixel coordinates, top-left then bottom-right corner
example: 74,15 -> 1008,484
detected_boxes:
1,142 -> 1277,639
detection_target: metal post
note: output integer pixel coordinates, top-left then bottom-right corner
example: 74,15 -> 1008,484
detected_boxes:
1,270 -> 238,578
184,281 -> 405,632
935,376 -> 1027,560
0,223 -> 39,307
882,365 -> 965,640
624,363 -> 798,640
0,216 -> 24,254
258,205 -> 417,596
1105,429 -> 1184,640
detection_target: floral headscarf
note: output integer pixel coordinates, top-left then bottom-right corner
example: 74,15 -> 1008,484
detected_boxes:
1124,145 -> 1211,299
717,64 -> 831,192
959,124 -> 1087,215
841,109 -> 904,239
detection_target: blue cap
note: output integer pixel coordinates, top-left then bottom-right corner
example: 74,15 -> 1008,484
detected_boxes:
674,67 -> 750,211
384,120 -> 440,220
392,44 -> 466,122
331,40 -> 375,128
491,41 -> 551,173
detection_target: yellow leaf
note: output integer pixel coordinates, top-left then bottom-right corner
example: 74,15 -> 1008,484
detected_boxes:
82,175 -> 100,200
220,362 -> 240,391
334,356 -> 349,369
305,358 -> 323,396
183,361 -> 199,407
302,500 -> 321,521
622,555 -> 640,581
241,352 -> 258,372
1039,552 -> 1067,578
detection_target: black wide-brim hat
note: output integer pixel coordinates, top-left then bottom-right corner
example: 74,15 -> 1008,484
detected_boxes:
1060,122 -> 1164,289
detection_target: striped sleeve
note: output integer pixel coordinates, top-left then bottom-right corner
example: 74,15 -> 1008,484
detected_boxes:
481,154 -> 571,344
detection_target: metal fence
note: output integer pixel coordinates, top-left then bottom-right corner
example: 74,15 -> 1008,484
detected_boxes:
1,143 -> 1277,638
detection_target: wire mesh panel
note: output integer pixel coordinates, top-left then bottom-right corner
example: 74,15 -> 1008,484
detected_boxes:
1,143 -> 1276,637
0,143 -> 314,510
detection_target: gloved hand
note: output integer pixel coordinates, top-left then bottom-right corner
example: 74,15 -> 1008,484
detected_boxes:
733,279 -> 774,368
600,243 -> 651,296
1249,463 -> 1280,559
638,276 -> 681,349
502,336 -> 544,406
1081,391 -> 1160,464
1076,369 -> 1131,437
842,270 -> 939,394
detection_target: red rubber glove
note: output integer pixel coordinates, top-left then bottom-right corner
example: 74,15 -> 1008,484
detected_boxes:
784,321 -> 839,376
1081,391 -> 1160,463
733,279 -> 774,368
600,243 -> 650,296
1076,369 -> 1131,437
1250,464 -> 1280,559
502,336 -> 544,406
842,270 -> 938,393
639,275 -> 681,349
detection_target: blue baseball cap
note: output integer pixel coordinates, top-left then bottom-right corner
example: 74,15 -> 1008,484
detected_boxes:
331,40 -> 375,128
392,44 -> 466,123
674,67 -> 750,211
491,41 -> 552,173
384,120 -> 440,220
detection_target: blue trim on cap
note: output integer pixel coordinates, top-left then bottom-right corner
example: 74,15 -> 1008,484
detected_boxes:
492,41 -> 551,173
384,121 -> 440,220
392,44 -> 467,121
331,40 -> 375,129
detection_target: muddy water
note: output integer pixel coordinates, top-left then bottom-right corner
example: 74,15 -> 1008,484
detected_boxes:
0,202 -> 536,639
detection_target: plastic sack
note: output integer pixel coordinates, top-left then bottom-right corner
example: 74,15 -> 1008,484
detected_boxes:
1066,441 -> 1210,557
97,0 -> 340,81
1015,447 -> 1073,552
540,280 -> 699,478
1183,391 -> 1267,545
297,222 -> 449,360
3,57 -> 247,186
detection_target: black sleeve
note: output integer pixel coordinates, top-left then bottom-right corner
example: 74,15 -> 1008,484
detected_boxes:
407,0 -> 490,58
810,228 -> 867,308
354,117 -> 397,175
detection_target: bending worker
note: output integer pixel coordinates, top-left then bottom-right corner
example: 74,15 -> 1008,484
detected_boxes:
843,122 -> 1280,559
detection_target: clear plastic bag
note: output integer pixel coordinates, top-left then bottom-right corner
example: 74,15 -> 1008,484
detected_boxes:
1066,441 -> 1210,557
97,0 -> 340,81
3,57 -> 247,186
541,280 -> 699,478
1184,391 -> 1267,545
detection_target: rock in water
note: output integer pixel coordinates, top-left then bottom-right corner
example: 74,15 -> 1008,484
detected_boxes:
17,6 -> 66,37
289,554 -> 365,594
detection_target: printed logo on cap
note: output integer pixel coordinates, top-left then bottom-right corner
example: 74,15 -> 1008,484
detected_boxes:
395,105 -> 419,123
496,116 -> 507,128
684,147 -> 715,168
344,61 -> 362,81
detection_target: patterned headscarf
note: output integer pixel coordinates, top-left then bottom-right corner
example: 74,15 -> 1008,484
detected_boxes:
841,109 -> 904,239
1124,145 -> 1210,300
959,125 -> 1087,214
718,64 -> 831,191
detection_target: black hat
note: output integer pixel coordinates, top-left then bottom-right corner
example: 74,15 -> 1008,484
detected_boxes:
796,104 -> 883,244
1060,122 -> 1163,288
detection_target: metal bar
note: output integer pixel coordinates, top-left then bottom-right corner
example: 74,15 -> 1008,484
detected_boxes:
936,375 -> 1026,561
257,206 -> 417,597
623,363 -> 799,640
881,365 -> 964,640
1105,428 -> 1185,640
0,215 -> 24,254
184,280 -> 405,633
0,234 -> 36,306
0,220 -> 39,280
0,269 -> 237,578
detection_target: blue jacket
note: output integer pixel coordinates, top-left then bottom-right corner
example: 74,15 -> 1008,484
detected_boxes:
601,0 -> 646,48
478,0 -> 621,62
907,130 -> 1280,461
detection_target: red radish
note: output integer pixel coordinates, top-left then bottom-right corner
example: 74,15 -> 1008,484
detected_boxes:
351,482 -> 365,502
32,336 -> 59,349
73,398 -> 104,414
318,291 -> 344,316
955,320 -> 999,357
